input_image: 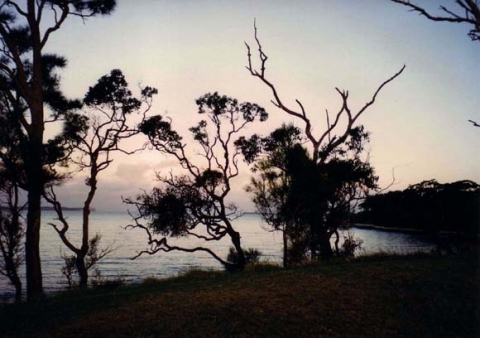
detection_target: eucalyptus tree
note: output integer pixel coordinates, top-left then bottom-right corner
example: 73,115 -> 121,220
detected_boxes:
239,124 -> 303,266
0,0 -> 116,301
44,69 -> 157,287
239,123 -> 377,262
125,92 -> 268,271
242,24 -> 404,260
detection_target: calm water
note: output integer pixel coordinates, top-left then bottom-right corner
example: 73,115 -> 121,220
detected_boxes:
0,211 -> 434,301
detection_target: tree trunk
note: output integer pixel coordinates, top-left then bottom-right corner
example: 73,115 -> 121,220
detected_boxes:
318,231 -> 333,259
25,1 -> 45,302
25,186 -> 43,302
0,244 -> 23,302
334,230 -> 340,256
230,230 -> 246,270
76,253 -> 88,287
282,227 -> 288,267
310,223 -> 318,260
24,99 -> 45,302
12,269 -> 22,303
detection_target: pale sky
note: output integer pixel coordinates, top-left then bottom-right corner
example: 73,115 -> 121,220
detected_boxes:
42,0 -> 479,212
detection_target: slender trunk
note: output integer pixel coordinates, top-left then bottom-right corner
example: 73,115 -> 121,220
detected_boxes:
25,186 -> 43,302
334,230 -> 340,256
12,269 -> 22,303
282,225 -> 288,267
78,202 -> 90,287
77,163 -> 98,287
310,223 -> 317,260
230,229 -> 246,270
24,100 -> 45,303
318,231 -> 333,259
76,253 -> 88,287
25,106 -> 45,302
0,243 -> 23,302
25,0 -> 45,302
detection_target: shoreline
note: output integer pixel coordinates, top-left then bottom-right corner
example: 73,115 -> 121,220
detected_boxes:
351,223 -> 424,233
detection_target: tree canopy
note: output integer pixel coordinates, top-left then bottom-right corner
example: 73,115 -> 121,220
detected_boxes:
241,24 -> 401,261
125,92 -> 268,271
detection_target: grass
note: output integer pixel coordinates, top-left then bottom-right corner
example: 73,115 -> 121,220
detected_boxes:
0,253 -> 478,337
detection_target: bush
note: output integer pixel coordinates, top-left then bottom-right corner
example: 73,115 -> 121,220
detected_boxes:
339,231 -> 363,257
226,247 -> 262,271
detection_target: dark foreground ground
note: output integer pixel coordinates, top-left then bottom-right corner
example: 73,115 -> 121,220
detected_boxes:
1,253 -> 478,337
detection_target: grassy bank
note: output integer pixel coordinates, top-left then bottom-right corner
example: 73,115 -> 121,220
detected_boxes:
1,253 -> 478,337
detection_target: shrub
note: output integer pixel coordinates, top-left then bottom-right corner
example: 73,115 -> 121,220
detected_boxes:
339,231 -> 363,257
225,247 -> 262,271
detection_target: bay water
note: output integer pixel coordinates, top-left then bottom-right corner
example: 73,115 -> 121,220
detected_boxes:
0,211 -> 434,301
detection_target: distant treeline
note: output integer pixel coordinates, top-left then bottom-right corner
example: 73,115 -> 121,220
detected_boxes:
355,180 -> 480,234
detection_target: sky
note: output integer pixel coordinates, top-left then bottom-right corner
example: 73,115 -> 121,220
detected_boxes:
40,0 -> 479,212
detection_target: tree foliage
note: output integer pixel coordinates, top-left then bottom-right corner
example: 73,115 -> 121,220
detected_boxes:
125,92 -> 268,271
242,23 -> 403,261
240,123 -> 377,264
0,0 -> 116,301
43,69 -> 156,287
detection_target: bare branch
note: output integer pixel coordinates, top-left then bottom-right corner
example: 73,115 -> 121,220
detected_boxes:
468,119 -> 480,127
391,0 -> 480,41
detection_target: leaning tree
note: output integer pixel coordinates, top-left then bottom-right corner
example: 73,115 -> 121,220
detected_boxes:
125,92 -> 268,271
43,69 -> 157,287
0,0 -> 116,301
242,23 -> 404,260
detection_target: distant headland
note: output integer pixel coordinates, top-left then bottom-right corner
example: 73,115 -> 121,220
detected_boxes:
41,206 -> 96,212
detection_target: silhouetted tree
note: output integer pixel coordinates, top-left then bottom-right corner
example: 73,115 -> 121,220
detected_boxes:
391,0 -> 480,42
242,124 -> 303,266
43,69 -> 157,287
243,23 -> 403,260
0,166 -> 25,302
0,0 -> 116,301
125,93 -> 268,271
240,124 -> 377,262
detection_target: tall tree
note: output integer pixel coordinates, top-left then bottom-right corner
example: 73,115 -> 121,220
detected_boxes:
241,124 -> 303,266
125,92 -> 268,271
44,69 -> 157,287
243,23 -> 403,259
240,124 -> 377,262
0,0 -> 116,302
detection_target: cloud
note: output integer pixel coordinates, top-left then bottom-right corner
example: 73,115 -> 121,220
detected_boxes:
114,162 -> 151,182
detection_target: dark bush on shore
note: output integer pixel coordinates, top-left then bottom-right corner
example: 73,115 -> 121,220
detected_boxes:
226,247 -> 261,271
